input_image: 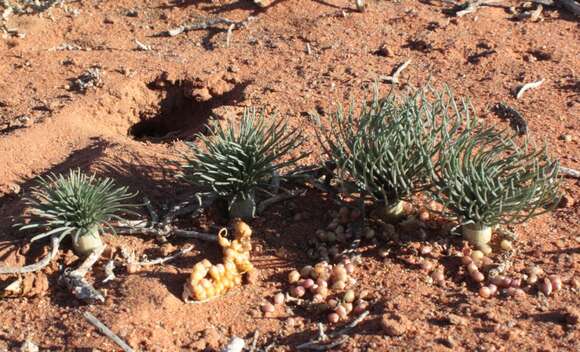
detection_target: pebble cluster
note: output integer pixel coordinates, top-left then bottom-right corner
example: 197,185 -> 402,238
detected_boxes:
459,246 -> 564,298
261,258 -> 372,324
307,206 -> 379,262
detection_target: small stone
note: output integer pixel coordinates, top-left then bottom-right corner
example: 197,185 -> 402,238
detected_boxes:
375,44 -> 394,57
560,134 -> 573,142
381,314 -> 408,336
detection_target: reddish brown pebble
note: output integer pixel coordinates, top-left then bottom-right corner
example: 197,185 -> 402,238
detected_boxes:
471,271 -> 485,282
432,270 -> 444,282
481,257 -> 494,267
510,278 -> 522,288
353,301 -> 369,314
488,284 -> 498,295
335,305 -> 348,319
466,262 -> 478,274
303,278 -> 315,289
328,312 -> 340,323
418,210 -> 430,222
421,261 -> 433,272
291,286 -> 306,297
261,303 -> 275,313
345,263 -> 355,274
549,275 -> 562,291
316,278 -> 328,288
461,256 -> 473,266
479,286 -> 492,298
540,278 -> 553,296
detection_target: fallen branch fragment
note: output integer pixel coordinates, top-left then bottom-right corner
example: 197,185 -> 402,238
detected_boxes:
250,330 -> 259,352
559,0 -> 580,16
560,166 -> 580,179
380,59 -> 411,85
0,236 -> 61,274
449,0 -> 507,16
113,193 -> 217,242
160,17 -> 254,37
257,189 -> 307,214
83,312 -> 134,352
137,245 -> 194,266
492,102 -> 528,135
61,245 -> 106,304
515,79 -> 545,99
222,337 -> 245,352
297,311 -> 370,350
102,260 -> 116,283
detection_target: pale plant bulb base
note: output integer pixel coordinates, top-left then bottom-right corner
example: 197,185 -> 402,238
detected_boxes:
462,223 -> 492,246
73,226 -> 104,257
229,196 -> 256,219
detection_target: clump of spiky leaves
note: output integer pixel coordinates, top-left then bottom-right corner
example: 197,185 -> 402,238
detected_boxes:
426,95 -> 561,228
19,169 -> 138,249
316,88 -> 440,216
182,108 -> 308,218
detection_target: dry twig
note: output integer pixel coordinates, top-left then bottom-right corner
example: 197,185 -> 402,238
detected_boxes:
449,0 -> 507,16
0,236 -> 62,274
515,79 -> 545,99
83,312 -> 134,352
160,17 -> 254,37
296,311 -> 370,350
560,166 -> 580,179
61,245 -> 106,304
380,59 -> 412,85
559,0 -> 580,16
136,245 -> 194,266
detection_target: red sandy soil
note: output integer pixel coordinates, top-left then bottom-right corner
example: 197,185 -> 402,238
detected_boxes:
0,0 -> 578,351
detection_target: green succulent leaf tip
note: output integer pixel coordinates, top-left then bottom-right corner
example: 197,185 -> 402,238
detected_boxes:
18,169 -> 138,243
423,90 -> 561,227
317,86 -> 441,205
182,108 -> 308,201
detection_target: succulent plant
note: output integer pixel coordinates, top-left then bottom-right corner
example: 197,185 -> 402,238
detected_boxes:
316,88 -> 440,220
182,108 -> 307,218
18,169 -> 137,255
424,92 -> 561,245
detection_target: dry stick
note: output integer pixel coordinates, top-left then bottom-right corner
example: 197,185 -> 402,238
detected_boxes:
560,166 -> 580,179
0,236 -> 61,274
380,59 -> 411,85
296,311 -> 370,350
162,17 -> 254,37
102,260 -> 116,283
137,245 -> 194,266
559,0 -> 580,16
454,0 -> 506,16
225,23 -> 235,48
515,79 -> 545,99
114,225 -> 217,241
257,189 -> 307,214
83,312 -> 134,352
250,330 -> 259,352
62,245 -> 106,304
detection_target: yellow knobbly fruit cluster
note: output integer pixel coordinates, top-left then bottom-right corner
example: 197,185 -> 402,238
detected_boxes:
183,220 -> 254,301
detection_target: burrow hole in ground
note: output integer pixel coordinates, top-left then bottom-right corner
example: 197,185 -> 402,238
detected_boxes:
129,78 -> 248,142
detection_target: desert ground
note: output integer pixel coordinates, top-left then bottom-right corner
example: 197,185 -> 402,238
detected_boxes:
0,0 -> 578,351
